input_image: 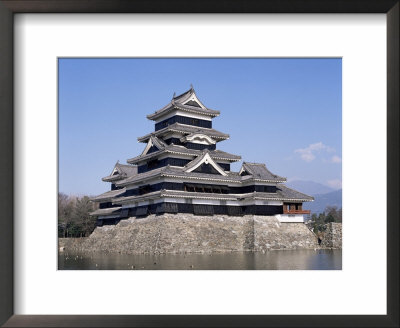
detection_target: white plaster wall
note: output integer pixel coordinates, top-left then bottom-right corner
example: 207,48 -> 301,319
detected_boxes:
275,214 -> 304,223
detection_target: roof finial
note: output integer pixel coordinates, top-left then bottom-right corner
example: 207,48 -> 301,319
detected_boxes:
172,92 -> 176,99
190,83 -> 194,90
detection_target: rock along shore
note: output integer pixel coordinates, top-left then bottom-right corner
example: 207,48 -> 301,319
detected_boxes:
59,214 -> 342,254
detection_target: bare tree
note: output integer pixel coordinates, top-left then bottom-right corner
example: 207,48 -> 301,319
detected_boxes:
58,192 -> 74,237
72,196 -> 96,237
325,206 -> 342,223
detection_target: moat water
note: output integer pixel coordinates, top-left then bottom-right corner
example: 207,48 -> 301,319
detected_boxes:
58,249 -> 342,270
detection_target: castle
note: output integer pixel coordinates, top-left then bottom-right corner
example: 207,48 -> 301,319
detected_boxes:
90,87 -> 313,225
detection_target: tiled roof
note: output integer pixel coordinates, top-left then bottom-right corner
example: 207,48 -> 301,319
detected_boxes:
115,166 -> 235,187
111,190 -> 164,204
147,88 -> 220,120
150,135 -> 167,149
137,123 -> 229,143
241,162 -> 286,182
91,188 -> 127,202
183,151 -> 210,171
127,143 -> 241,163
112,187 -> 313,205
211,150 -> 241,160
117,163 -> 138,176
115,164 -> 286,187
164,189 -> 313,202
173,88 -> 192,100
116,166 -> 169,186
183,150 -> 227,176
102,163 -> 138,182
160,167 -> 242,183
89,207 -> 121,216
276,185 -> 314,201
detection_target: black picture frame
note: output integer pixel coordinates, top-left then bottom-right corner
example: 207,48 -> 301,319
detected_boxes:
0,1 -> 398,327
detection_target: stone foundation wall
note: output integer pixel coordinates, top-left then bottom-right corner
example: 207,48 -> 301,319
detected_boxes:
320,222 -> 342,249
62,214 -> 319,254
253,217 -> 319,250
58,237 -> 88,251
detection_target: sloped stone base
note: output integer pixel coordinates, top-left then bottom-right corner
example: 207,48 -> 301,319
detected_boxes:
253,216 -> 319,250
62,214 -> 319,254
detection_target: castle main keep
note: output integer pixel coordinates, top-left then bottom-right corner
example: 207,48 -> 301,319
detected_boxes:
90,87 -> 313,225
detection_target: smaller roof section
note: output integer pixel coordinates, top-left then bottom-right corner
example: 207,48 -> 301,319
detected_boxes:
91,187 -> 127,202
102,162 -> 138,182
89,207 -> 121,217
276,185 -> 314,202
239,162 -> 286,183
127,143 -> 241,164
140,136 -> 167,156
184,150 -> 228,176
137,123 -> 229,143
147,87 -> 220,121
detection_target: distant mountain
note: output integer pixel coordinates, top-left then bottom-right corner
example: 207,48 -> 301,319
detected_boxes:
286,180 -> 335,196
303,189 -> 342,215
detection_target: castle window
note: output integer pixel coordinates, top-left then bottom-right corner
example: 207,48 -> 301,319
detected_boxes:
212,187 -> 222,193
147,159 -> 158,169
139,185 -> 151,195
184,184 -> 194,192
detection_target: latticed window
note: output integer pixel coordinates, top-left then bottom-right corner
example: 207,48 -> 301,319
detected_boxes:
184,183 -> 228,194
184,185 -> 195,192
193,204 -> 214,215
212,187 -> 222,193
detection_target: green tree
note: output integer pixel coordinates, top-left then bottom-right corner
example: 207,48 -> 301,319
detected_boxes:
309,206 -> 343,234
325,213 -> 335,223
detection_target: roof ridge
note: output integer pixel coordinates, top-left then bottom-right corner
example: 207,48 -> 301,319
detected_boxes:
245,162 -> 265,166
118,163 -> 134,166
173,87 -> 193,101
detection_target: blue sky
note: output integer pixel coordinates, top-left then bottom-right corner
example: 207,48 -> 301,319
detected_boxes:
59,58 -> 342,196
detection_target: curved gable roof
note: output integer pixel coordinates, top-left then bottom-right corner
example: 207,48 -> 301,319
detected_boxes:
102,162 -> 138,182
146,87 -> 220,120
240,162 -> 286,182
184,150 -> 227,176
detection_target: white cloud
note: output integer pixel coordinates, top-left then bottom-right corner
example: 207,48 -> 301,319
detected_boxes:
294,142 -> 335,162
327,179 -> 342,189
331,155 -> 342,163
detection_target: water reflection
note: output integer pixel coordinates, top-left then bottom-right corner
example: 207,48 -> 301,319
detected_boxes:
58,249 -> 341,270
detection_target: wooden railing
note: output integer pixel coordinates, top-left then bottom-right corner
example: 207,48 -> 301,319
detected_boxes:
283,209 -> 311,214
